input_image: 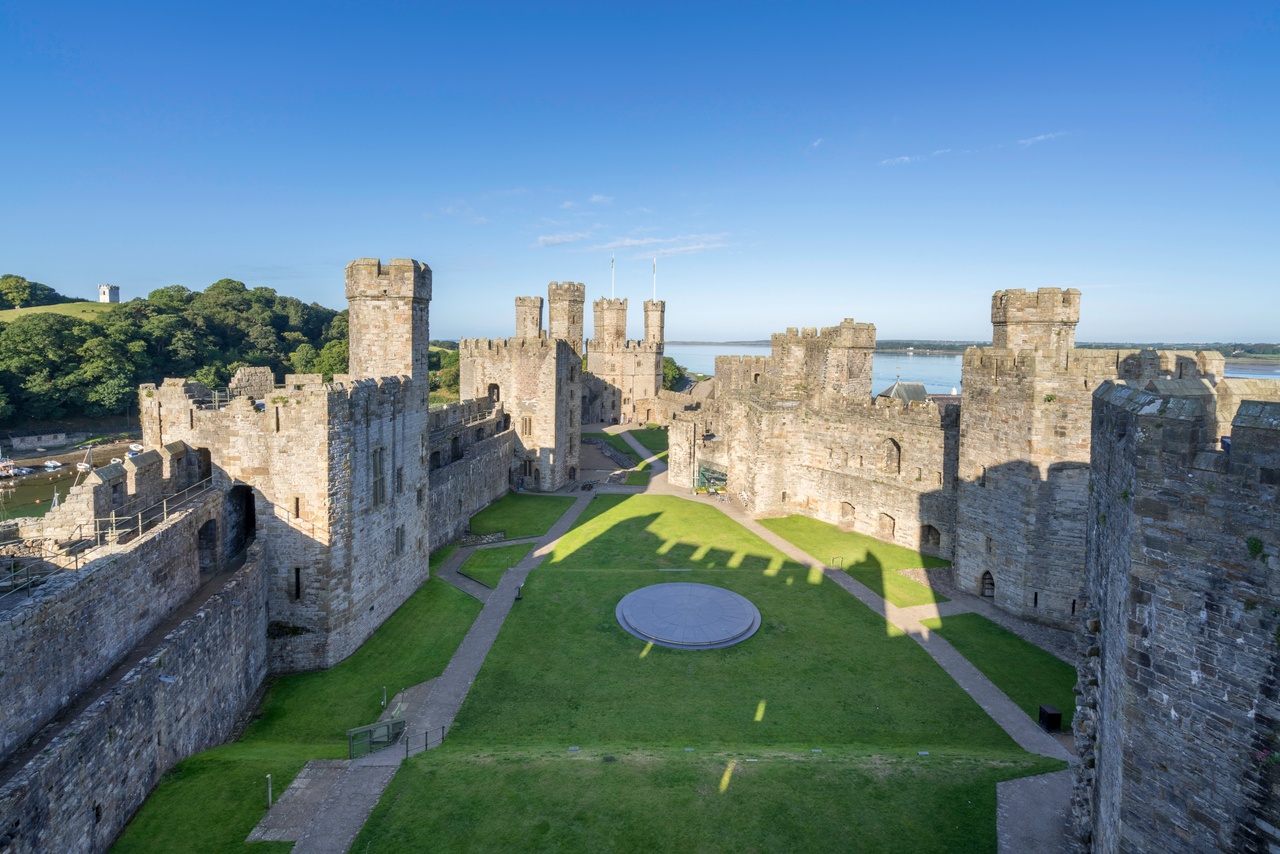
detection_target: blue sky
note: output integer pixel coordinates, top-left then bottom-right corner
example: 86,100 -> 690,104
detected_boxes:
3,2 -> 1277,342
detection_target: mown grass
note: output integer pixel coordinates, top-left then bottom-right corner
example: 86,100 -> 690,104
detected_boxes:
584,431 -> 646,468
760,515 -> 950,607
921,613 -> 1078,728
469,492 -> 576,539
624,470 -> 650,486
0,300 -> 113,322
356,748 -> 1060,853
627,426 -> 669,465
354,493 -> 1061,852
458,543 -> 534,589
112,579 -> 481,853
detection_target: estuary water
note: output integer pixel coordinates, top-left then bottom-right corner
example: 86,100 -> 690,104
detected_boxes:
665,343 -> 1276,396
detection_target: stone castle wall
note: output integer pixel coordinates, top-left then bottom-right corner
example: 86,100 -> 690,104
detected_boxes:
427,400 -> 515,543
140,371 -> 434,672
585,296 -> 664,424
954,311 -> 1224,629
1074,384 -> 1280,853
459,337 -> 581,491
0,491 -> 227,764
0,543 -> 268,854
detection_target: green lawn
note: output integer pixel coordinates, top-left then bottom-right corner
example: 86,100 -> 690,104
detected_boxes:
584,431 -> 646,468
112,579 -> 481,853
459,544 -> 534,588
626,426 -> 669,466
0,300 -> 114,322
469,492 -> 576,539
920,613 -> 1078,728
624,470 -> 650,486
354,494 -> 1061,852
760,515 -> 951,608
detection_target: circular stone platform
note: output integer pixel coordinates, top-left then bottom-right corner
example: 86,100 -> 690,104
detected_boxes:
615,582 -> 761,650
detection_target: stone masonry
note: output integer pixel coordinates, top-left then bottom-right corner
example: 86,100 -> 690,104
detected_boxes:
1073,383 -> 1280,853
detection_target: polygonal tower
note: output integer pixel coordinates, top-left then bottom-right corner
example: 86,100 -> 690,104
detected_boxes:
592,298 -> 628,347
548,282 -> 586,355
515,296 -> 544,339
644,299 -> 665,345
991,287 -> 1080,369
345,258 -> 432,380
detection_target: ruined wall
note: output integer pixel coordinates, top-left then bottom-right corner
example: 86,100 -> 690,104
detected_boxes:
1075,383 -> 1280,853
459,337 -> 581,491
427,400 -> 515,544
0,491 -> 226,764
0,543 -> 268,854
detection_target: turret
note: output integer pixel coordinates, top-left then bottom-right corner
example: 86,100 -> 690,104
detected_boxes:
644,299 -> 665,345
593,298 -> 628,347
548,282 -> 586,355
345,257 -> 432,380
515,296 -> 544,339
991,288 -> 1080,367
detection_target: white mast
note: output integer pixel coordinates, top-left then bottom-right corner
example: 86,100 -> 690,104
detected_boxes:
611,254 -> 615,298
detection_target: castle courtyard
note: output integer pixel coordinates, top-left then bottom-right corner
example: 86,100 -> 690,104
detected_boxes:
114,442 -> 1074,853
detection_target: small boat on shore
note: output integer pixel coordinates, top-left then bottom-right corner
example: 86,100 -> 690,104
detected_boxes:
129,443 -> 144,452
44,461 -> 63,470
76,462 -> 92,472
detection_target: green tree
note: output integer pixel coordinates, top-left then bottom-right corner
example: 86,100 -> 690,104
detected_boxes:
662,356 -> 688,391
0,274 -> 32,309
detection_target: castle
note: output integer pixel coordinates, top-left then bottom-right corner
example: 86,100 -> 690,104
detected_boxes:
1,261 -> 1277,853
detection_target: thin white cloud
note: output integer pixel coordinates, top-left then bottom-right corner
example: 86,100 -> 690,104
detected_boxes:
587,232 -> 730,256
880,155 -> 917,165
1018,131 -> 1068,147
559,200 -> 577,209
809,138 -> 824,150
589,194 -> 613,204
536,231 -> 592,247
932,148 -> 951,156
652,239 -> 728,258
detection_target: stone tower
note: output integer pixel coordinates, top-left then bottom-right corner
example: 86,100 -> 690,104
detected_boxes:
593,298 -> 628,347
990,287 -> 1080,369
644,299 -> 665,345
548,282 -> 586,355
98,284 -> 119,303
515,296 -> 544,339
345,258 -> 432,380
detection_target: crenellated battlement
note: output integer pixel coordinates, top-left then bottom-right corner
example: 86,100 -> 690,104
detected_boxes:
548,281 -> 586,300
345,257 -> 432,302
990,287 -> 1080,356
460,336 -> 566,358
514,295 -> 544,338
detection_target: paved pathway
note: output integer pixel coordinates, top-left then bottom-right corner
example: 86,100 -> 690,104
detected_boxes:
250,494 -> 595,853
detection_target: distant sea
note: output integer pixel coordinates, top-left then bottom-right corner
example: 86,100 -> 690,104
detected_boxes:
664,343 -> 1278,395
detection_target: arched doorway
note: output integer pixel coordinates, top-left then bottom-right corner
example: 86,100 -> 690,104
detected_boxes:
840,502 -> 855,524
488,383 -> 501,403
981,571 -> 995,598
228,484 -> 256,555
921,524 -> 941,551
878,513 -> 895,541
532,468 -> 542,490
568,466 -> 577,482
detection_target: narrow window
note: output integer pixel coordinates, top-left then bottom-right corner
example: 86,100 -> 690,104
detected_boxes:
1071,599 -> 1077,615
416,486 -> 424,507
1033,591 -> 1039,608
395,467 -> 404,494
395,525 -> 406,555
372,447 -> 386,507
985,536 -> 994,555
293,496 -> 300,517
522,415 -> 533,436
274,407 -> 280,432
294,567 -> 302,601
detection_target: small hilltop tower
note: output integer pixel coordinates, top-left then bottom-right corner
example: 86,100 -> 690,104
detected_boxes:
98,284 -> 119,303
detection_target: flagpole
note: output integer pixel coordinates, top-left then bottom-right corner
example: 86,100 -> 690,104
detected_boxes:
611,254 -> 615,298
652,256 -> 657,300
